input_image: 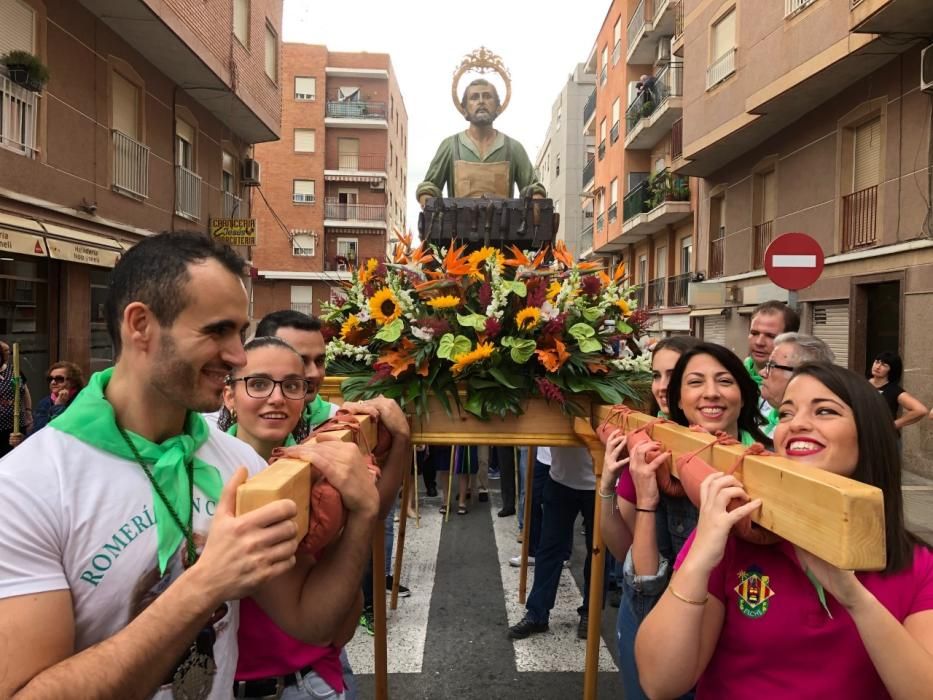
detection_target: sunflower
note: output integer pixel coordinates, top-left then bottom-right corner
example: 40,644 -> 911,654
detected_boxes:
341,314 -> 361,339
546,280 -> 562,303
450,342 -> 495,374
369,288 -> 402,325
467,246 -> 504,278
515,307 -> 542,331
358,257 -> 379,285
427,295 -> 461,310
616,298 -> 632,316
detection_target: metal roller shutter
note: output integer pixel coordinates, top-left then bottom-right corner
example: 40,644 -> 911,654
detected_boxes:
811,302 -> 849,368
0,0 -> 35,56
703,315 -> 726,345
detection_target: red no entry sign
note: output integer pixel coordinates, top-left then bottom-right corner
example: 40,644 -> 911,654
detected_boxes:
764,232 -> 825,291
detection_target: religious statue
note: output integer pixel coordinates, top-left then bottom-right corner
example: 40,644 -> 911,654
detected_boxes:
416,47 -> 546,205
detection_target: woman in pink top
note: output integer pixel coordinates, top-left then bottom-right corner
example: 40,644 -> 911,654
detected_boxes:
635,362 -> 933,699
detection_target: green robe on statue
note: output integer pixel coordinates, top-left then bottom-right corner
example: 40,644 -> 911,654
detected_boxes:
416,131 -> 546,201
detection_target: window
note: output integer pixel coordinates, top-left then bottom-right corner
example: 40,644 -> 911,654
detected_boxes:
852,117 -> 881,193
233,0 -> 249,45
337,137 -> 359,169
336,238 -> 358,264
610,178 -> 618,206
0,0 -> 35,55
555,154 -> 560,177
293,179 -> 315,204
175,118 -> 195,170
613,17 -> 622,47
294,77 -> 316,101
294,128 -> 316,153
611,98 -> 621,127
680,235 -> 693,274
290,286 -> 313,315
656,246 -> 667,278
600,119 -> 607,142
708,8 -> 737,87
291,230 -> 315,257
112,72 -> 140,140
222,151 -> 236,193
264,22 -> 277,81
638,255 -> 648,284
601,45 -> 608,70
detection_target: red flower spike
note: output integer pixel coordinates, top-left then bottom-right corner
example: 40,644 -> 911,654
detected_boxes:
484,317 -> 502,339
479,282 -> 492,307
535,377 -> 565,404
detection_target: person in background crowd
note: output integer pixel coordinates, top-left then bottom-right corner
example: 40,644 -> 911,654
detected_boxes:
511,446 -> 553,565
32,361 -> 85,433
0,340 -> 32,452
636,362 -> 933,699
759,333 -> 835,437
868,351 -> 928,435
744,301 -> 800,420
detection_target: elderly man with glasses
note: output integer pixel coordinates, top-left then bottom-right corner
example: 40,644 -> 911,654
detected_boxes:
759,332 -> 836,436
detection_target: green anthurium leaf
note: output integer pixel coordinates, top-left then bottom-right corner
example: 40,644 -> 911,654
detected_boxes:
457,313 -> 487,330
616,321 -> 633,334
500,336 -> 518,348
501,280 -> 527,297
578,337 -> 603,354
464,391 -> 487,419
508,339 -> 537,364
568,322 -> 596,341
489,366 -> 519,389
582,306 -> 603,323
375,318 -> 403,342
437,333 -> 472,360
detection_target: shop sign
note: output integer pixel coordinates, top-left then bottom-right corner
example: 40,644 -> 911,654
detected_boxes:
210,218 -> 257,246
46,239 -> 120,268
0,227 -> 47,258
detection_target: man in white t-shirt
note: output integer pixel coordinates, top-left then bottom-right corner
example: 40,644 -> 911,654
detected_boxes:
0,232 -> 379,699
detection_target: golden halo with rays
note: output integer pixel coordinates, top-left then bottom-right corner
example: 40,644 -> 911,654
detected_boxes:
451,46 -> 512,118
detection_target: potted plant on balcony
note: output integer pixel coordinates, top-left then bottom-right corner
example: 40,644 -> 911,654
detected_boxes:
1,50 -> 50,92
640,99 -> 655,119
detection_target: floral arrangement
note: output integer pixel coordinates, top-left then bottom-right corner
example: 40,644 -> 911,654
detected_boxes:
323,234 -> 651,419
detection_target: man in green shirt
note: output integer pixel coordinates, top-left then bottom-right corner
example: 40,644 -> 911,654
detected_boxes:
416,79 -> 546,206
744,300 -> 800,421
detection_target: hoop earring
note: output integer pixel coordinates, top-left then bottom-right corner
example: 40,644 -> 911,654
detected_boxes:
230,408 -> 237,422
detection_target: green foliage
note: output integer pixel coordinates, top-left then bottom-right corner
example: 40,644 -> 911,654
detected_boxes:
1,50 -> 50,91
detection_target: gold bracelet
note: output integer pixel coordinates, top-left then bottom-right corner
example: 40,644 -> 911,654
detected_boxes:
598,488 -> 615,499
668,586 -> 708,606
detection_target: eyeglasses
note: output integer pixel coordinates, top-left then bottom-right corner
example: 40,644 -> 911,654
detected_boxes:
762,360 -> 795,376
227,375 -> 309,400
47,375 -> 67,384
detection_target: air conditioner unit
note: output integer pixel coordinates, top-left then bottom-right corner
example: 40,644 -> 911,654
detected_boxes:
242,158 -> 261,186
370,181 -> 386,191
922,44 -> 933,94
656,39 -> 671,66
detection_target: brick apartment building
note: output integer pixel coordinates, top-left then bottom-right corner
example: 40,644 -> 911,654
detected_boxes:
0,0 -> 282,387
250,44 -> 408,319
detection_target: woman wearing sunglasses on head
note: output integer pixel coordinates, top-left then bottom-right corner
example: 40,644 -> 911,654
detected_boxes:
32,362 -> 85,434
635,362 -> 933,699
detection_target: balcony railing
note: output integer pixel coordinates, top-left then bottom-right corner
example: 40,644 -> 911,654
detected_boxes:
175,165 -> 202,220
672,118 -> 683,160
112,130 -> 149,199
707,48 -> 736,88
612,40 -> 621,66
333,153 -> 386,171
753,220 -> 773,269
291,302 -> 314,315
623,169 -> 689,221
223,191 -> 242,218
654,0 -> 669,14
598,140 -> 606,160
583,88 -> 597,125
325,101 -> 387,120
597,212 -> 605,230
710,230 -> 725,278
599,65 -> 607,86
667,271 -> 691,307
626,62 -> 684,132
608,202 -> 618,223
673,0 -> 684,40
633,287 -> 646,310
1,73 -> 38,156
610,122 -> 620,144
580,223 -> 594,252
628,0 -> 647,49
785,0 -> 816,17
647,277 -> 666,309
324,199 -> 386,221
842,185 -> 878,251
582,157 -> 596,187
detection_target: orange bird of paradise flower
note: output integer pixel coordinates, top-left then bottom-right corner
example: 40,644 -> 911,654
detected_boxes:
536,337 -> 570,373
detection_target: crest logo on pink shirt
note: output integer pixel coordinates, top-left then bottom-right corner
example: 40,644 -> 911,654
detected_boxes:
735,566 -> 775,618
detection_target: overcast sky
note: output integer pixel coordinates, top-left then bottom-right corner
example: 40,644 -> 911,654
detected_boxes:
282,0 -> 608,237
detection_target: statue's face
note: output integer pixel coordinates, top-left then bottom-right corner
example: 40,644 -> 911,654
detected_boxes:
464,84 -> 499,125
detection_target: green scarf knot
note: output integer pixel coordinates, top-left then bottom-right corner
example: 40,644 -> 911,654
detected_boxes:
303,395 -> 333,429
51,368 -> 222,575
744,356 -> 764,387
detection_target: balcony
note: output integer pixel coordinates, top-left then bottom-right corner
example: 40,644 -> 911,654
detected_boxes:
112,130 -> 149,199
324,199 -> 387,227
608,202 -> 618,223
583,88 -> 597,130
706,48 -> 736,89
633,287 -> 646,310
842,186 -> 877,251
710,231 -> 725,278
647,277 -> 666,309
627,0 -> 677,65
0,73 -> 38,157
667,271 -> 691,307
753,220 -> 773,269
174,165 -> 202,221
598,140 -> 606,161
672,118 -> 683,160
223,191 -> 242,218
785,0 -> 817,17
582,157 -> 596,188
851,0 -> 933,35
324,101 -> 388,129
620,170 -> 691,242
610,122 -> 620,145
625,63 -> 683,150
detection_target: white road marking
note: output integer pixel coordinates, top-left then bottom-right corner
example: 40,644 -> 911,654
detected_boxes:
490,506 -> 618,673
771,254 -> 817,267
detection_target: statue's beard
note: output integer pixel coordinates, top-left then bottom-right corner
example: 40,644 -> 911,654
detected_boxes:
466,110 -> 497,126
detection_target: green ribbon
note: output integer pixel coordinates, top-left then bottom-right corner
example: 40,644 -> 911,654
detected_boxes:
744,356 -> 764,387
765,406 -> 780,435
51,368 -> 222,575
303,395 -> 333,429
226,422 -> 297,448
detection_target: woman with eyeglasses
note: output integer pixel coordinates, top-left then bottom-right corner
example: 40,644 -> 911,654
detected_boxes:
32,362 -> 85,434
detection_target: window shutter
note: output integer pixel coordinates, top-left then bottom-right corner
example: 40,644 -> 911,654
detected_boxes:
294,129 -> 315,153
614,18 -> 622,45
761,170 -> 776,222
222,151 -> 235,176
853,118 -> 881,193
612,98 -> 621,125
600,119 -> 607,140
233,0 -> 248,44
264,24 -> 277,80
0,0 -> 35,56
294,77 -> 316,100
112,73 -> 139,140
294,180 -> 315,196
176,119 -> 195,145
703,315 -> 726,345
712,9 -> 736,61
610,178 -> 618,205
290,285 -> 313,304
291,233 -> 315,257
601,46 -> 608,68
811,303 -> 849,368
656,247 -> 667,277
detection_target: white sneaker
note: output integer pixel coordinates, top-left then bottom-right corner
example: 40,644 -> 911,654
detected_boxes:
563,560 -> 571,569
509,555 -> 535,567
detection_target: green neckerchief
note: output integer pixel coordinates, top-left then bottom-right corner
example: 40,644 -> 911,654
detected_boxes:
304,395 -> 333,429
765,407 -> 780,434
51,368 -> 221,575
226,423 -> 297,448
744,357 -> 764,387
657,410 -> 668,419
739,430 -> 756,447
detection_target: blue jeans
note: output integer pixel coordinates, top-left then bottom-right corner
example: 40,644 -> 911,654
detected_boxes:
525,476 -> 603,622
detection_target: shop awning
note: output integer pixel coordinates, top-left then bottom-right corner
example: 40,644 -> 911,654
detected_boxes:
323,173 -> 385,184
41,222 -> 124,268
689,308 -> 725,317
0,212 -> 48,258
